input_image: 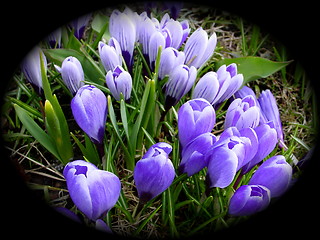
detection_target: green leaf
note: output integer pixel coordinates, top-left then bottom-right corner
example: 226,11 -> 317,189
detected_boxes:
216,56 -> 292,84
91,13 -> 110,40
13,104 -> 61,161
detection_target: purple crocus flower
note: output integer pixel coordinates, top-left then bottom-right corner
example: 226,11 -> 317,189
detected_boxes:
158,47 -> 185,79
133,142 -> 175,203
164,64 -> 197,109
192,64 -> 243,105
163,1 -> 183,20
179,132 -> 217,176
69,13 -> 91,40
184,27 -> 217,69
228,184 -> 271,216
178,98 -> 216,148
224,95 -> 260,130
63,160 -> 121,221
98,38 -> 122,73
258,89 -> 284,146
148,31 -> 166,70
71,85 -> 108,145
249,155 -> 292,197
109,9 -> 136,70
21,46 -> 47,95
47,28 -> 62,48
59,56 -> 85,96
242,121 -> 278,173
106,65 -> 132,101
234,85 -> 257,101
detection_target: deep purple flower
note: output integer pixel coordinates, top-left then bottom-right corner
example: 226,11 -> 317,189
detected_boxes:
69,14 -> 91,40
249,155 -> 292,197
224,96 -> 260,130
98,38 -> 122,73
59,56 -> 85,95
63,160 -> 121,221
164,64 -> 197,109
228,185 -> 271,216
21,46 -> 47,95
258,89 -> 284,146
109,9 -> 136,69
242,122 -> 278,173
158,47 -> 185,79
179,132 -> 217,176
184,27 -> 217,69
134,142 -> 175,203
178,98 -> 216,148
71,85 -> 108,145
106,65 -> 132,101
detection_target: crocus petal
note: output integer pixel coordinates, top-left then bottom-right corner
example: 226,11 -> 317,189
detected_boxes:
197,32 -> 217,68
249,155 -> 292,197
206,146 -> 238,188
192,71 -> 219,104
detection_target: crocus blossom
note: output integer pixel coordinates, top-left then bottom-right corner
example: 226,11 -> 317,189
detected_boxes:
224,95 -> 260,130
20,46 -> 47,95
249,155 -> 292,197
98,38 -> 122,73
59,56 -> 85,96
242,122 -> 278,173
158,47 -> 185,79
134,142 -> 175,203
109,9 -> 136,69
63,160 -> 121,221
192,64 -> 243,105
178,98 -> 216,148
106,65 -> 132,101
71,85 -> 108,145
228,185 -> 271,216
258,89 -> 284,146
164,64 -> 197,109
179,132 -> 217,176
184,27 -> 217,69
69,14 -> 91,40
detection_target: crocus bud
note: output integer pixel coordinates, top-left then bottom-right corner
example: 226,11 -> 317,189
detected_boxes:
158,47 -> 185,79
69,14 -> 91,40
258,89 -> 284,146
178,98 -> 216,148
98,38 -> 122,73
224,96 -> 260,130
164,64 -> 197,109
63,160 -> 121,221
21,46 -> 47,95
249,155 -> 292,197
71,85 -> 108,145
47,28 -> 62,48
192,71 -> 219,104
60,56 -> 85,96
109,9 -> 136,69
184,27 -> 217,69
228,185 -> 271,216
148,31 -> 166,70
242,122 -> 278,173
106,65 -> 132,101
179,132 -> 217,176
134,142 -> 175,203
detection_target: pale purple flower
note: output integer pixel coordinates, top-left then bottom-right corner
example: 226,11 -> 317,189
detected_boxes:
179,132 -> 217,176
258,89 -> 284,146
59,56 -> 85,95
69,14 -> 91,40
184,27 -> 217,69
106,65 -> 132,101
224,96 -> 260,130
134,142 -> 175,203
109,9 -> 136,69
21,46 -> 47,95
47,28 -> 62,48
228,185 -> 271,216
164,64 -> 197,109
98,38 -> 122,73
71,85 -> 108,145
178,98 -> 216,148
63,160 -> 121,221
158,47 -> 185,79
249,155 -> 292,197
148,31 -> 166,70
